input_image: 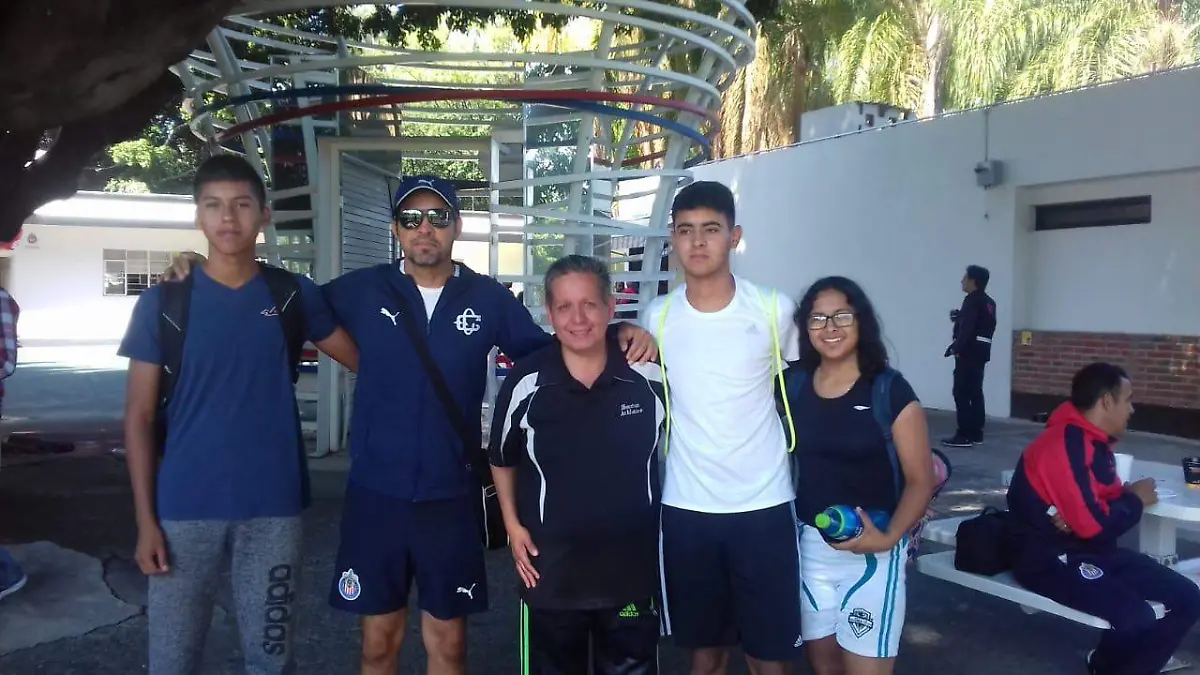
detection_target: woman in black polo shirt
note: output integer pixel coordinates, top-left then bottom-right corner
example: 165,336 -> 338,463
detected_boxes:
785,276 -> 934,675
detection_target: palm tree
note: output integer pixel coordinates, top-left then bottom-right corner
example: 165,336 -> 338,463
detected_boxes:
716,0 -> 856,156
829,0 -> 1200,116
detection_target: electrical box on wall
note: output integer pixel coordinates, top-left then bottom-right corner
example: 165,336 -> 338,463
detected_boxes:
974,160 -> 1003,188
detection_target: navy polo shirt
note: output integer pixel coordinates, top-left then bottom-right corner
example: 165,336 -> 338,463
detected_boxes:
488,339 -> 667,610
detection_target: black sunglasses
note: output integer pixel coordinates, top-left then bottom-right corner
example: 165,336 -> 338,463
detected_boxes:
395,208 -> 455,230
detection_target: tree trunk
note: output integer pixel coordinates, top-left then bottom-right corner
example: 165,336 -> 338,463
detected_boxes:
921,9 -> 947,117
0,0 -> 239,242
0,73 -> 182,243
715,68 -> 747,158
740,31 -> 773,152
0,0 -> 238,131
783,32 -> 807,146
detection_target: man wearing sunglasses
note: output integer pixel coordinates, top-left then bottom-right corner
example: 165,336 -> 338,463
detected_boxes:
326,175 -> 658,675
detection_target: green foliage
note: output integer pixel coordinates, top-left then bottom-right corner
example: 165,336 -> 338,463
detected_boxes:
104,178 -> 152,194
84,98 -> 202,194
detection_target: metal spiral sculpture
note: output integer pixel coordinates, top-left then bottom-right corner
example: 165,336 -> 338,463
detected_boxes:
174,0 -> 758,453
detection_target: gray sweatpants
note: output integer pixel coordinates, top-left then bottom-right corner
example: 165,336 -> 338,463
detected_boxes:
148,518 -> 302,675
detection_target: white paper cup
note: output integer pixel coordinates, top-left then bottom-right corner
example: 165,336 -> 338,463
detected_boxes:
1115,453 -> 1133,484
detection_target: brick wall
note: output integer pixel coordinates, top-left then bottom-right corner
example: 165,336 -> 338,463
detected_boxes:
1011,331 -> 1200,410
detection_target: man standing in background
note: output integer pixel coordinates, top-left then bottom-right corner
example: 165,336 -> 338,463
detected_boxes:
0,283 -> 21,601
943,265 -> 997,448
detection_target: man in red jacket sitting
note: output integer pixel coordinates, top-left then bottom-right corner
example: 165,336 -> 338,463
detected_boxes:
1007,362 -> 1200,675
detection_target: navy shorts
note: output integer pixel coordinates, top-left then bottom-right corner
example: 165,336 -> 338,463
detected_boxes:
329,482 -> 487,620
659,502 -> 802,661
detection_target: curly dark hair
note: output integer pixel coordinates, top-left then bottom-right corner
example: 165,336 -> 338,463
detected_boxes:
794,275 -> 890,377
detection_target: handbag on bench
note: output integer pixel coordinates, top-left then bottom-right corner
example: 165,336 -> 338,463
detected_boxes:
954,506 -> 1013,576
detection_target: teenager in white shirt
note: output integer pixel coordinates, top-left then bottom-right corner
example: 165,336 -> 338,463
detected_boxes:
644,181 -> 802,675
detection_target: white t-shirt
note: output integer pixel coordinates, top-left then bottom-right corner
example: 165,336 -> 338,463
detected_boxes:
418,285 -> 443,321
643,276 -> 800,514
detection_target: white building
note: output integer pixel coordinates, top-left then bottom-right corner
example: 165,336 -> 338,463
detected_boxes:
686,65 -> 1200,436
10,193 -> 206,344
8,191 -> 525,345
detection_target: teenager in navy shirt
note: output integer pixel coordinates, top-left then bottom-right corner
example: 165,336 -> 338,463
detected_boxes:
164,175 -> 656,674
120,155 -> 358,675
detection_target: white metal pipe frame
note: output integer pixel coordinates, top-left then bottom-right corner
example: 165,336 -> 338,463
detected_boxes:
175,0 -> 758,456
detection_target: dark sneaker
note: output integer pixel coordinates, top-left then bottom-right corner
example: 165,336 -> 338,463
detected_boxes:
941,436 -> 973,448
0,549 -> 27,602
972,438 -> 984,446
0,569 -> 27,602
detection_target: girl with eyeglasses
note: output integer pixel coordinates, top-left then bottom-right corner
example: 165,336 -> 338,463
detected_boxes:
784,276 -> 935,675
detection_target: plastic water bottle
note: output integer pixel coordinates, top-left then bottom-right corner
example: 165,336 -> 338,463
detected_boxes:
814,505 -> 891,543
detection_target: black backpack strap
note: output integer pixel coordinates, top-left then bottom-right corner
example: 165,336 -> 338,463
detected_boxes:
780,366 -> 807,449
258,263 -> 307,383
156,275 -> 193,453
257,262 -> 312,508
870,367 -> 903,496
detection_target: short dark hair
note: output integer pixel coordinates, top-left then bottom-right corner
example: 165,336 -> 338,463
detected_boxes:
1070,362 -> 1130,411
671,180 -> 735,226
193,154 -> 267,206
794,276 -> 890,377
544,254 -> 612,305
966,265 -> 990,291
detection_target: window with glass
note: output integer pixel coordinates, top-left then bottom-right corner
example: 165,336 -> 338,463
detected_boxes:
103,249 -> 176,296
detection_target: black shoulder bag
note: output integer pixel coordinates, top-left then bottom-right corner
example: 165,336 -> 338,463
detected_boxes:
954,506 -> 1013,576
385,284 -> 507,551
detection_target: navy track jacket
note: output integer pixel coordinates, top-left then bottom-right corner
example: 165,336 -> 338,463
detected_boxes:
324,261 -> 553,501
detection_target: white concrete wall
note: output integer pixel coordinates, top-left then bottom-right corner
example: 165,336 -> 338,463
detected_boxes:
8,224 -> 207,343
691,66 -> 1200,414
1016,170 -> 1200,335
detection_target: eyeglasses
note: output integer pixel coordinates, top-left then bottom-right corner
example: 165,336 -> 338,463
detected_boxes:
807,312 -> 856,330
395,208 -> 454,230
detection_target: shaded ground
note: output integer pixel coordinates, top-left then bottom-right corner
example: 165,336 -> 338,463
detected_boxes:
3,347 -> 1200,673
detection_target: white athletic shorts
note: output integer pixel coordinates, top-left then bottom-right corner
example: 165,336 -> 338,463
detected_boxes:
799,525 -> 907,658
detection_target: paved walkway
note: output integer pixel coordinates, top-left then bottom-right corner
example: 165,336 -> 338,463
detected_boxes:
2,347 -> 1200,673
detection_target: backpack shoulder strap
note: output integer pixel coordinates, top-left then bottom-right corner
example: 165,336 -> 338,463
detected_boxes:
871,367 -> 902,495
654,292 -> 673,456
259,263 -> 307,384
158,276 -> 193,409
759,289 -> 795,453
783,367 -> 809,403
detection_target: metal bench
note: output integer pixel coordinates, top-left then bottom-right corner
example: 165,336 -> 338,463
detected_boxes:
917,550 -> 1166,629
918,514 -> 1186,671
920,515 -> 971,547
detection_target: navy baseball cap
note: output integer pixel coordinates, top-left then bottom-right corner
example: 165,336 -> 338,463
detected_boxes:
393,175 -> 460,215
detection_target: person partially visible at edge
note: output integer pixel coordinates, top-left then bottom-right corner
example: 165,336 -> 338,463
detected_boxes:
1006,363 -> 1200,675
489,255 -> 668,675
941,264 -> 996,448
642,180 -> 803,675
120,154 -> 358,675
0,284 -> 23,604
163,174 -> 657,675
785,276 -> 933,675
